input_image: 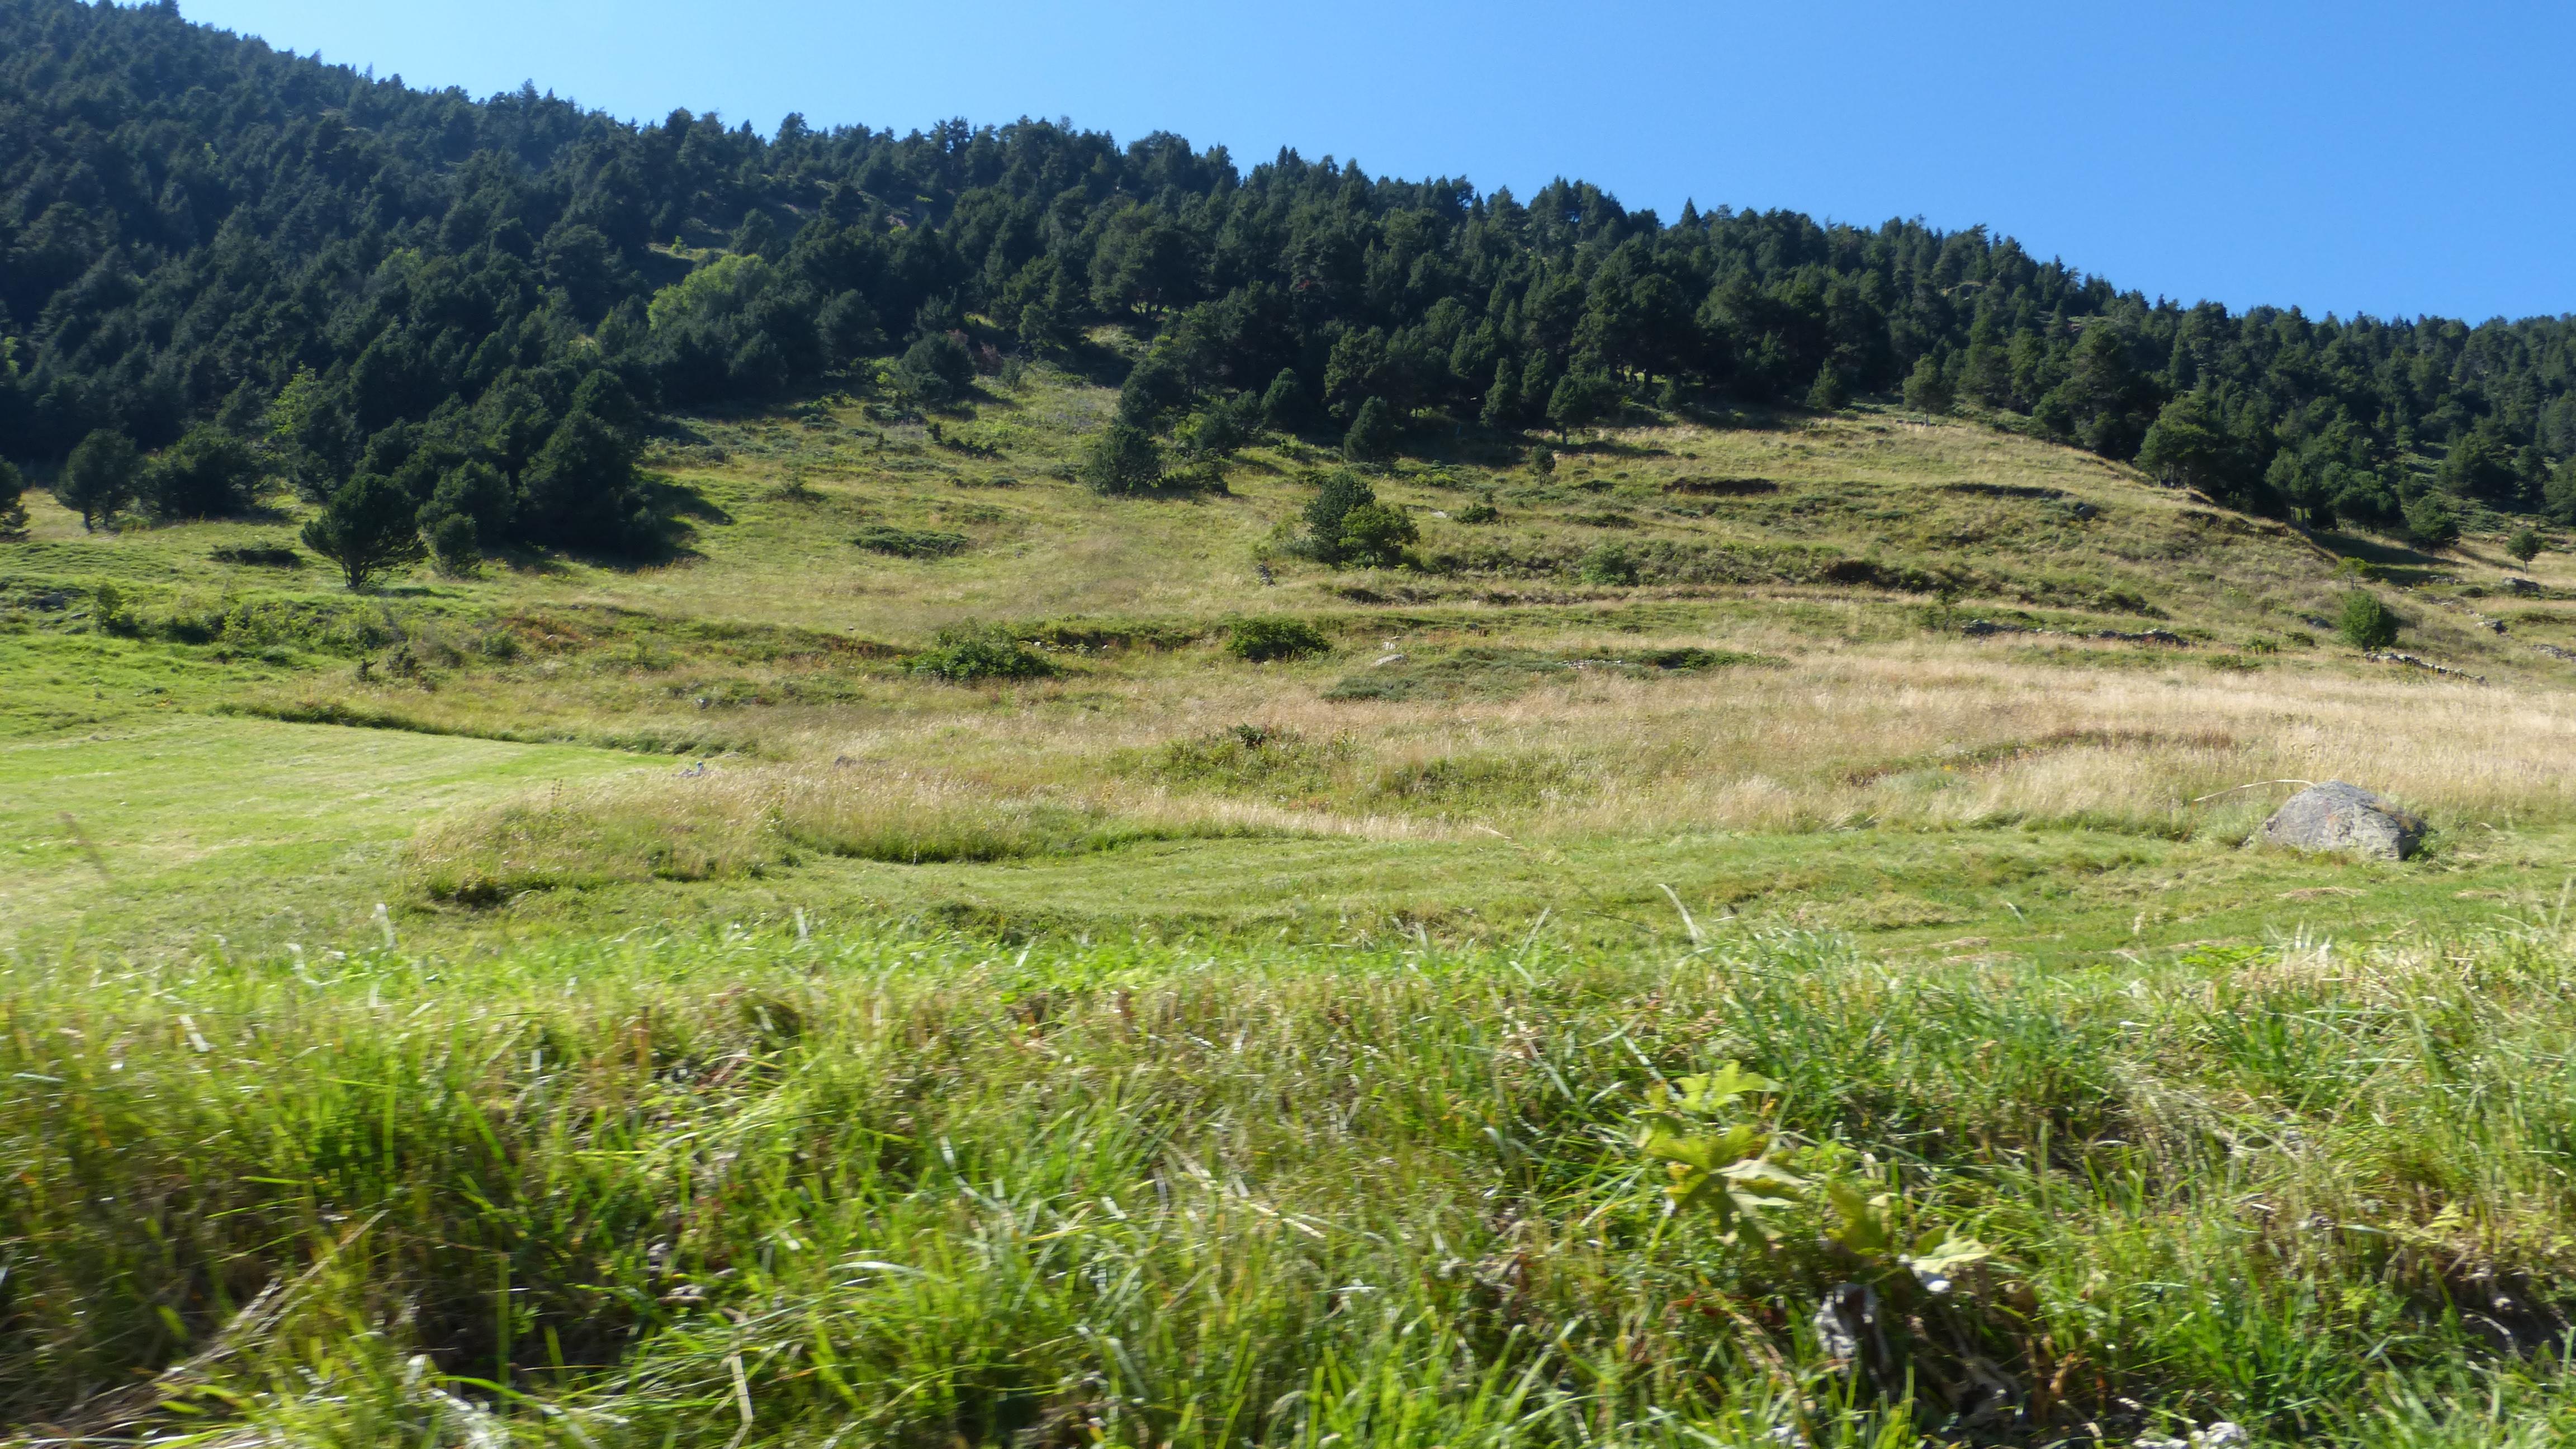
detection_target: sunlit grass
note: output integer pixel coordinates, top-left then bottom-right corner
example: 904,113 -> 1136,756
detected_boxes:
12,924 -> 2576,1443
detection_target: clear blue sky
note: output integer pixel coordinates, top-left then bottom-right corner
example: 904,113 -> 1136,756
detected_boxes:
179,0 -> 2575,324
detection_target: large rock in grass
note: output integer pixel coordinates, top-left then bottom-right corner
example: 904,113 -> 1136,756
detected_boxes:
2258,782 -> 2425,861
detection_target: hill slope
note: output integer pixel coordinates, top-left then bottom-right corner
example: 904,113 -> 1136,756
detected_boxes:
6,0 -> 2576,551
10,367 -> 2576,960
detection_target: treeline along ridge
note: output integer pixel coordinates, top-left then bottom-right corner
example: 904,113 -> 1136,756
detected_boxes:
7,0 -> 2576,559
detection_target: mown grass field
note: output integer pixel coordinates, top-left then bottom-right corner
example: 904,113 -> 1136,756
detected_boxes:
8,364 -> 2576,1445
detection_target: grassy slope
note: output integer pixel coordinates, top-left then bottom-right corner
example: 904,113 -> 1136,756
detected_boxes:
7,371 -> 2576,960
13,370 -> 2576,1443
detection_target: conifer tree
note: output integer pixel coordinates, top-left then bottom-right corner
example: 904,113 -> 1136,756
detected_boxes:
58,432 -> 140,531
1343,397 -> 1396,463
1804,363 -> 1848,413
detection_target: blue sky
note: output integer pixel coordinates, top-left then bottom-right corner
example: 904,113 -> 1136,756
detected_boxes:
179,0 -> 2576,323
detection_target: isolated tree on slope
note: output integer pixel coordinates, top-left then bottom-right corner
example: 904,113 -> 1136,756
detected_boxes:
58,431 -> 140,531
304,473 -> 426,589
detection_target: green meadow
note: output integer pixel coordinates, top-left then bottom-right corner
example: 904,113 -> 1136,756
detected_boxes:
10,369 -> 2576,1446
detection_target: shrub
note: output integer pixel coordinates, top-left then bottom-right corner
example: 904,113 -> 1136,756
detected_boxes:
429,514 -> 480,575
851,525 -> 970,558
1337,501 -> 1417,568
1578,540 -> 1641,585
210,545 -> 302,568
2338,590 -> 2399,650
897,330 -> 975,403
1082,420 -> 1166,495
1453,500 -> 1500,524
1225,617 -> 1330,662
906,623 -> 1057,681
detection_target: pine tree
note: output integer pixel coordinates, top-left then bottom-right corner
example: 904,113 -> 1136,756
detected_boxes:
1901,357 -> 1953,414
1343,397 -> 1397,463
1480,367 -> 1517,429
0,460 -> 26,539
1259,369 -> 1307,432
1804,363 -> 1848,413
2508,526 -> 2544,567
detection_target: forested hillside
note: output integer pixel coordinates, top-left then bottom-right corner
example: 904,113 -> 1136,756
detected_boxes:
8,0 -> 2576,558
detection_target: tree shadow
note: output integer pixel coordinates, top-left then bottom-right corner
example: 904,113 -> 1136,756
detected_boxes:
647,475 -> 732,526
2307,528 -> 2449,571
1046,337 -> 1134,390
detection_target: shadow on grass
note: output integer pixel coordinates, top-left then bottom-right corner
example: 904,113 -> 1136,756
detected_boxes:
2308,529 -> 2448,570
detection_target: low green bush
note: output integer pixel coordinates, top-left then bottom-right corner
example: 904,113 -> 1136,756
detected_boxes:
2338,590 -> 2399,650
1578,539 -> 1641,585
852,524 -> 971,558
1225,616 -> 1330,662
905,623 -> 1057,681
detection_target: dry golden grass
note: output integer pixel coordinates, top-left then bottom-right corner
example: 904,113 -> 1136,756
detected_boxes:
711,641 -> 2576,846
406,755 -> 1437,903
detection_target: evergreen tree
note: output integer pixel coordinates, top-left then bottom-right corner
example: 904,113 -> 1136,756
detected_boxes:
1547,372 -> 1607,438
0,460 -> 25,539
302,473 -> 427,589
1480,367 -> 1518,429
10,0 -> 2576,546
423,461 -> 515,543
430,514 -> 481,575
1082,421 -> 1164,495
2135,391 -> 2248,503
898,332 -> 976,404
1259,369 -> 1308,432
1803,363 -> 1848,413
520,408 -> 648,551
2403,491 -> 2460,552
140,425 -> 261,518
58,431 -> 140,531
1343,397 -> 1397,463
1299,471 -> 1376,564
2545,460 -> 2576,526
2338,590 -> 2399,650
1901,357 -> 1954,414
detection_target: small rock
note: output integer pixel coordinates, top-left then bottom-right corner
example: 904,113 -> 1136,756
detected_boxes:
2196,1424 -> 2248,1448
2258,781 -> 2425,861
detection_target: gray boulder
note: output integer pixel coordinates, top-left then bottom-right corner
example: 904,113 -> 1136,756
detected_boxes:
2258,781 -> 2425,861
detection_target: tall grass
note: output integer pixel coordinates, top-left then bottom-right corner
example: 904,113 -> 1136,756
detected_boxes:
404,760 -> 1389,905
11,921 -> 2576,1443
